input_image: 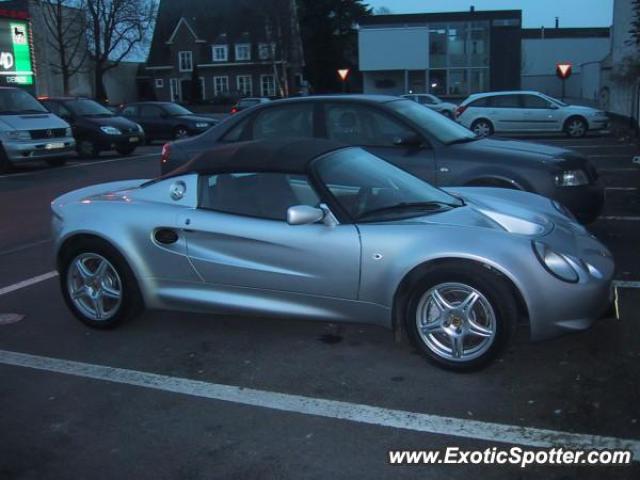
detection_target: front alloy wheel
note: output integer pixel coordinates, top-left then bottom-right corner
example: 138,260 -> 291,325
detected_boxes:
415,283 -> 496,362
471,119 -> 493,137
66,253 -> 122,322
565,118 -> 587,138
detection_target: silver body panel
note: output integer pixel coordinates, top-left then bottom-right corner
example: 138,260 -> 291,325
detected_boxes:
52,174 -> 614,341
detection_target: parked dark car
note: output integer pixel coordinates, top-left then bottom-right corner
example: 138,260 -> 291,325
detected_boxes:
119,102 -> 218,142
40,97 -> 144,158
230,97 -> 271,114
160,95 -> 604,223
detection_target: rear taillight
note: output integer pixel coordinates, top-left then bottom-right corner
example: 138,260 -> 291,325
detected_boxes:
455,105 -> 467,118
161,143 -> 171,165
230,106 -> 238,114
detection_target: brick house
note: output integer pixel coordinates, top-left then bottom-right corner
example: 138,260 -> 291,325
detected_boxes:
145,0 -> 304,103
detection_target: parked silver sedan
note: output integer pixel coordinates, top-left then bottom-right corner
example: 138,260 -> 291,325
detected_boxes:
51,139 -> 614,370
401,93 -> 457,118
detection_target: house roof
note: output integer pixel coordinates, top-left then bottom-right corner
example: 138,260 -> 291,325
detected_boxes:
147,0 -> 279,66
359,9 -> 522,28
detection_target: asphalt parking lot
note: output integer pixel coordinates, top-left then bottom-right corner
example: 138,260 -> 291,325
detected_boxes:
0,135 -> 639,479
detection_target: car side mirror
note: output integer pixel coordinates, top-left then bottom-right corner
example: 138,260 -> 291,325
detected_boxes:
548,103 -> 559,110
287,205 -> 324,225
393,132 -> 423,148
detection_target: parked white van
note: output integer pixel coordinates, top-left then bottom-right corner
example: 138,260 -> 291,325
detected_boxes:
0,87 -> 75,173
456,90 -> 609,138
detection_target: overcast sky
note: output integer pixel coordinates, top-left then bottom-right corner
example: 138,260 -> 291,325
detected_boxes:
367,0 -> 614,28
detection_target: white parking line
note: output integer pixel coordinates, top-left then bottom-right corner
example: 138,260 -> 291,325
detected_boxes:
0,349 -> 638,458
0,271 -> 58,296
599,216 -> 640,221
614,281 -> 640,289
0,238 -> 52,256
0,152 -> 159,180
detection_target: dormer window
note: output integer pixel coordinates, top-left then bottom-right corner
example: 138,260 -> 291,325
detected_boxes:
178,51 -> 193,72
212,44 -> 228,62
235,43 -> 251,61
258,42 -> 275,60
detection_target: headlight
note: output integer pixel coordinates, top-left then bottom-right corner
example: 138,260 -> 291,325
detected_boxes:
65,127 -> 73,137
100,126 -> 122,135
195,122 -> 209,128
532,241 -> 579,283
555,169 -> 589,187
2,130 -> 31,140
551,200 -> 576,220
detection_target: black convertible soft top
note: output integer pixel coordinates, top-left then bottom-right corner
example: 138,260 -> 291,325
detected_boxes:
163,138 -> 348,178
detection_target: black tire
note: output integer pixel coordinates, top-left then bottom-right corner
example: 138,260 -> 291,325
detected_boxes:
116,145 -> 137,156
59,238 -> 143,329
564,116 -> 588,138
470,119 -> 494,137
46,157 -> 67,167
173,126 -> 190,140
0,147 -> 12,174
77,139 -> 99,159
404,262 -> 517,371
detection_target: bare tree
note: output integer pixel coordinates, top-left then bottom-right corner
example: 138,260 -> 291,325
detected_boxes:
252,0 -> 303,97
84,0 -> 157,102
37,0 -> 88,95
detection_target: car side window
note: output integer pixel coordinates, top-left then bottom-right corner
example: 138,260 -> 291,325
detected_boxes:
140,105 -> 162,118
220,118 -> 249,143
491,95 -> 521,108
252,105 -> 314,140
121,105 -> 138,117
324,104 -> 415,147
469,97 -> 490,108
199,173 -> 321,221
522,95 -> 553,109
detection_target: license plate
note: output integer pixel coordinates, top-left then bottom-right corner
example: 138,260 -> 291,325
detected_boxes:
129,136 -> 139,143
45,142 -> 65,150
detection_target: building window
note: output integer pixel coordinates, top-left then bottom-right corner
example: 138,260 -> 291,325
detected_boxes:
178,51 -> 193,72
258,42 -> 275,60
212,44 -> 228,62
235,43 -> 251,61
260,74 -> 276,97
200,77 -> 206,100
237,75 -> 252,96
214,76 -> 229,96
155,78 -> 164,88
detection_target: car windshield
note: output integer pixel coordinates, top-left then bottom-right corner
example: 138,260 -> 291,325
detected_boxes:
0,89 -> 48,114
66,99 -> 114,117
540,93 -> 568,107
388,99 -> 476,144
314,147 -> 464,222
163,103 -> 193,116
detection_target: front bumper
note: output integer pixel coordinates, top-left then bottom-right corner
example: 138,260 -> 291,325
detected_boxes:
95,132 -> 145,150
552,183 -> 604,224
588,117 -> 609,131
3,137 -> 76,163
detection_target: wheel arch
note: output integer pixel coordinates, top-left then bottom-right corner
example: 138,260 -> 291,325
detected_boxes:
391,257 -> 530,341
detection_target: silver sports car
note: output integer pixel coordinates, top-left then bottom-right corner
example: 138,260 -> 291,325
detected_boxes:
52,139 -> 615,370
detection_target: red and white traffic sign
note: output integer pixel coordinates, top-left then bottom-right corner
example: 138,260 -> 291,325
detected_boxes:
556,63 -> 572,79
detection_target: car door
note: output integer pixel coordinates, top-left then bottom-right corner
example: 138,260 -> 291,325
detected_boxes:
248,103 -> 316,140
139,105 -> 166,139
520,94 -> 563,131
181,172 -> 361,299
321,102 -> 437,184
487,94 -> 524,132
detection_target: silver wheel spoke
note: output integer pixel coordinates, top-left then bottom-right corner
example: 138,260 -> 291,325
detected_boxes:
102,284 -> 120,300
459,291 -> 479,313
91,294 -> 104,320
467,318 -> 493,338
94,259 -> 108,279
71,287 -> 86,300
431,289 -> 453,312
451,335 -> 465,359
75,260 -> 93,281
420,321 -> 442,335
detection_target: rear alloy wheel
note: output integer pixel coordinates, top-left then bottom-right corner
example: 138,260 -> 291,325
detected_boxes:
60,240 -> 143,329
405,263 -> 516,371
471,119 -> 493,137
173,126 -> 189,139
77,140 -> 99,159
565,117 -> 587,138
